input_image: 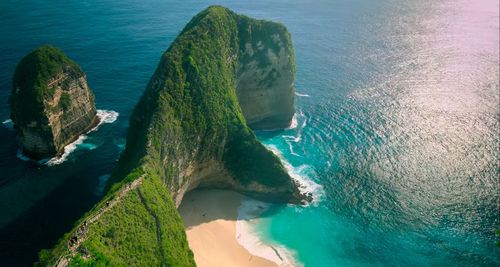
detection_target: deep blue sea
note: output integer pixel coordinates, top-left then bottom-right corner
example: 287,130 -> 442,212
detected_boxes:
0,0 -> 498,266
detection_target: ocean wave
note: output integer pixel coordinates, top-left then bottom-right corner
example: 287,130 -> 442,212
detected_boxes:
286,109 -> 307,131
2,119 -> 13,129
282,134 -> 302,156
46,109 -> 119,165
282,135 -> 302,143
283,110 -> 308,157
266,145 -> 324,204
45,135 -> 88,165
286,113 -> 298,130
97,109 -> 119,124
236,199 -> 302,267
284,140 -> 302,157
16,110 -> 119,166
89,110 -> 119,132
294,92 -> 310,97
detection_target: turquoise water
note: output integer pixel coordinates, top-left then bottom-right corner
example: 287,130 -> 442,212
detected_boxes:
0,0 -> 498,266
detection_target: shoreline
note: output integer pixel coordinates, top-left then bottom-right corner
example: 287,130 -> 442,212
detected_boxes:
179,189 -> 298,267
15,109 -> 118,166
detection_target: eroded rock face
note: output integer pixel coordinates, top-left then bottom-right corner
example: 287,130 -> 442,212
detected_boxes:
237,22 -> 295,129
10,45 -> 98,160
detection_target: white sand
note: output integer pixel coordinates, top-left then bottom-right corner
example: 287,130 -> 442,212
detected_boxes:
179,189 -> 277,267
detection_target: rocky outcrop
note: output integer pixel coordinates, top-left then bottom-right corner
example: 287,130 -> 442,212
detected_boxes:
237,18 -> 296,129
10,45 -> 98,160
39,7 -> 305,266
114,6 -> 304,206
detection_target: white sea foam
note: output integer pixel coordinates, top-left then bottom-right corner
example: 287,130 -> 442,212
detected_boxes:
286,113 -> 298,130
16,110 -> 119,165
282,134 -> 301,156
89,109 -> 119,132
45,110 -> 119,165
286,109 -> 307,131
45,135 -> 88,166
97,109 -> 119,123
294,92 -> 310,97
2,119 -> 13,129
282,135 -> 302,143
234,142 -> 322,266
46,109 -> 119,165
236,199 -> 302,267
266,145 -> 324,204
282,110 -> 308,157
284,140 -> 301,157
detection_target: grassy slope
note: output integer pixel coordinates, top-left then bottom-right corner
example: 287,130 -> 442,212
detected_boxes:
37,168 -> 195,266
38,6 -> 299,266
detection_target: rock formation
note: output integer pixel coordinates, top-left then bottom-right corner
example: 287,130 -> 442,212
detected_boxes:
39,6 -> 306,266
10,45 -> 98,160
237,17 -> 296,129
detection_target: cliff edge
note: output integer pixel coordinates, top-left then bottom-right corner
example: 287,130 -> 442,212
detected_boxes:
38,6 -> 305,266
10,45 -> 98,160
237,15 -> 295,129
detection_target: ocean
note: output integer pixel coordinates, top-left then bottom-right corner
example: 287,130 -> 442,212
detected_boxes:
0,0 -> 498,266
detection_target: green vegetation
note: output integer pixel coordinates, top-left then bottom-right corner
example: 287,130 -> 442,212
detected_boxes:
117,5 -> 297,190
238,14 -> 295,72
39,6 -> 300,266
10,45 -> 82,125
59,92 -> 71,111
37,169 -> 195,266
10,45 -> 98,159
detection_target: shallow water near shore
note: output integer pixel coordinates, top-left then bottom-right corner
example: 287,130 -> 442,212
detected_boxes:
0,0 -> 499,266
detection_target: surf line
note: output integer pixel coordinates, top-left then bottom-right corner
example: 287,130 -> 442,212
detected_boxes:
16,109 -> 119,166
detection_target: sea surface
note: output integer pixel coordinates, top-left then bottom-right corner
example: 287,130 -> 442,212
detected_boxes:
0,0 -> 498,266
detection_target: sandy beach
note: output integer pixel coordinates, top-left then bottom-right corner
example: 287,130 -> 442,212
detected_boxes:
179,189 -> 277,267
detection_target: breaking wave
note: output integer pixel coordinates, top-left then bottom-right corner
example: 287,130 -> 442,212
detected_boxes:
16,110 -> 119,166
236,199 -> 302,267
266,145 -> 324,205
295,92 -> 310,97
2,119 -> 14,129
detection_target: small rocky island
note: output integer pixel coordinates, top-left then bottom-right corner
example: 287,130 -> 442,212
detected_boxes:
39,6 -> 306,266
10,45 -> 99,160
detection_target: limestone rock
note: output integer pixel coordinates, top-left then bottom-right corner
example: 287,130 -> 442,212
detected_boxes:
10,45 -> 98,160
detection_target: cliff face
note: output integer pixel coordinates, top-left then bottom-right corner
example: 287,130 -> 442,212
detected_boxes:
10,45 -> 98,160
117,6 -> 302,206
39,6 -> 304,266
109,6 -> 303,208
237,18 -> 296,129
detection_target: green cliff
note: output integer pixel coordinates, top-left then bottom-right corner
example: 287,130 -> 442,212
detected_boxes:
38,6 -> 305,266
10,45 -> 99,160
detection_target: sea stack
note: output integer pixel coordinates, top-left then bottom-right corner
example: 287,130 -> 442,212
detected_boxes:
10,45 -> 98,160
